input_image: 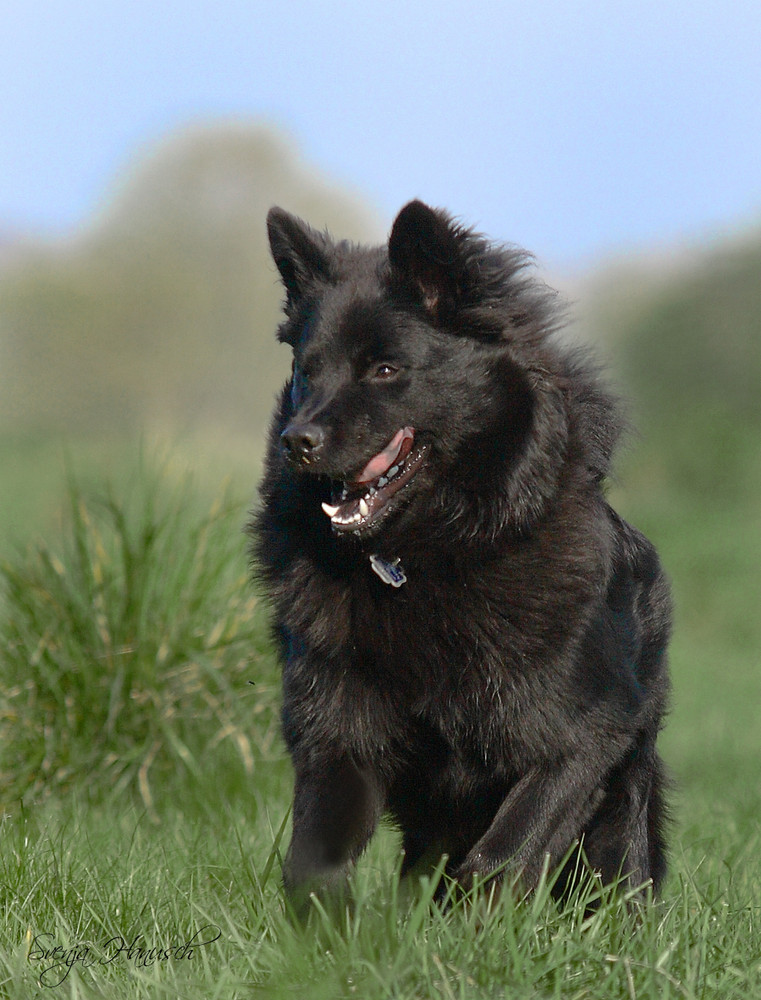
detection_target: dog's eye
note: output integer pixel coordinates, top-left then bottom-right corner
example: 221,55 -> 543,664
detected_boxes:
372,363 -> 399,381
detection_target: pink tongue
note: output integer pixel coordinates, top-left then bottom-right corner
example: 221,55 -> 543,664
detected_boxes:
354,427 -> 414,483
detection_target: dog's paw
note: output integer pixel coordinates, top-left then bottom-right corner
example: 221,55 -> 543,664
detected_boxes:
283,860 -> 352,923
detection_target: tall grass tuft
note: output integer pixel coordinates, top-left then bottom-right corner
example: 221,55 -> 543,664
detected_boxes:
0,458 -> 279,812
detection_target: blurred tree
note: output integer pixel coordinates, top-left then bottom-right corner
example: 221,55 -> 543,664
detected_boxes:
0,121 -> 381,438
582,236 -> 761,426
581,231 -> 761,505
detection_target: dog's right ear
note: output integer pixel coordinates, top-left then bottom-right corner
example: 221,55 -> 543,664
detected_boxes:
267,208 -> 331,307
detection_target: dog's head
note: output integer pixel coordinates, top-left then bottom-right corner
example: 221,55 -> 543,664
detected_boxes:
266,201 -> 605,542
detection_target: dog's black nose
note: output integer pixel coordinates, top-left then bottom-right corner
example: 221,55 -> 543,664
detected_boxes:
281,422 -> 326,465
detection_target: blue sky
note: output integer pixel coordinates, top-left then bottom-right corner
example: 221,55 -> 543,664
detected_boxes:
3,0 -> 761,268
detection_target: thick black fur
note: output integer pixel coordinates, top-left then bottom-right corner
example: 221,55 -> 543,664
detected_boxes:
252,201 -> 671,908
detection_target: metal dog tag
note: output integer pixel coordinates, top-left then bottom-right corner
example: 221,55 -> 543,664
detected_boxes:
369,554 -> 407,587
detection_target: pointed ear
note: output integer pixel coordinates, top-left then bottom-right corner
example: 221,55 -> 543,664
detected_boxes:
267,207 -> 331,306
388,200 -> 469,323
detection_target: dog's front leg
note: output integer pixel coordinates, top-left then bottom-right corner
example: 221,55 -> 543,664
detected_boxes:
284,752 -> 384,915
453,756 -> 607,893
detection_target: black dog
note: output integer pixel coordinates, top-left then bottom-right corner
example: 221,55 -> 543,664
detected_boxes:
252,201 -> 671,908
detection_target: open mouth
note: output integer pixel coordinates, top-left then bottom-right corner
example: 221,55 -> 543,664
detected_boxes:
321,426 -> 428,534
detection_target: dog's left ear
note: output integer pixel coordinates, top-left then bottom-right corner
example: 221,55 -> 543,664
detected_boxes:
388,200 -> 469,323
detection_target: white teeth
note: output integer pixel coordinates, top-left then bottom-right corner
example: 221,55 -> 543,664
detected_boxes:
321,502 -> 340,517
359,498 -> 369,517
388,465 -> 399,479
331,509 -> 363,525
377,476 -> 388,488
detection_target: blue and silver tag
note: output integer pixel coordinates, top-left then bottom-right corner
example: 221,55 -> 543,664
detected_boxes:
369,554 -> 407,588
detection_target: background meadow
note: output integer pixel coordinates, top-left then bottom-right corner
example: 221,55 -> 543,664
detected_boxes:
1,122 -> 759,997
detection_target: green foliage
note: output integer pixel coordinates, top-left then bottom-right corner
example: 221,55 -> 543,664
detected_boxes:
616,240 -> 761,426
585,232 -> 761,463
0,461 -> 280,813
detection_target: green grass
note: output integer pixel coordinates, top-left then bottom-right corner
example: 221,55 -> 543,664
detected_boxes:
1,450 -> 760,999
0,454 -> 277,812
2,798 -> 759,998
